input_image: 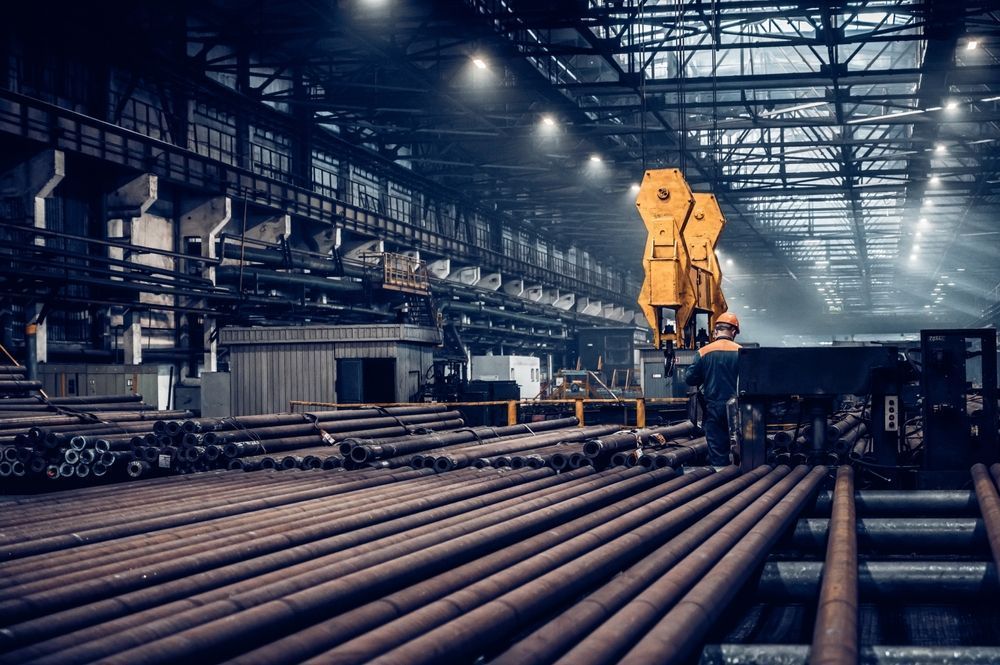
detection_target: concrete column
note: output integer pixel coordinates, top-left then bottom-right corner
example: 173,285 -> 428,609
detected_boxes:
523,284 -> 544,302
426,259 -> 451,280
553,292 -> 576,311
122,309 -> 142,365
503,279 -> 524,298
310,224 -> 340,255
180,196 -> 232,373
447,265 -> 480,286
583,299 -> 602,317
0,149 -> 65,372
475,272 -> 502,291
339,238 -> 384,265
225,212 -> 291,245
107,173 -> 178,353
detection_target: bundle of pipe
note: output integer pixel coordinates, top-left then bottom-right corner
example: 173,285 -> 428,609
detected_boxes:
582,421 -> 697,459
0,461 -> 820,665
341,417 -> 580,466
769,412 -> 866,463
638,438 -> 710,469
477,442 -> 591,471
0,365 -> 39,398
141,405 -> 467,475
0,394 -> 192,483
427,424 -> 619,471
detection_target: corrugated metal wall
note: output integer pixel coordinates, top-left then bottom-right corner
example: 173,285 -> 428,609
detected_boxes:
395,345 -> 433,403
229,342 -> 337,415
221,325 -> 439,415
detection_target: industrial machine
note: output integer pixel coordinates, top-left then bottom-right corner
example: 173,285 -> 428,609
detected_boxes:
735,330 -> 999,489
636,169 -> 728,375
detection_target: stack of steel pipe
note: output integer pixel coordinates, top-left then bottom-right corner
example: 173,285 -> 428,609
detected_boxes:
0,365 -> 41,398
148,405 -> 466,474
0,395 -> 191,483
0,462 -> 830,665
768,411 -> 866,463
425,422 -> 618,471
340,417 -> 581,468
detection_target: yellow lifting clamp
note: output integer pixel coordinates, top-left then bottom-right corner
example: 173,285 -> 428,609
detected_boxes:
687,192 -> 728,337
636,169 -> 728,374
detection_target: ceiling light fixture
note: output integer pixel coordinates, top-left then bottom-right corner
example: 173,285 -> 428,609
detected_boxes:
541,115 -> 555,127
589,154 -> 602,163
967,39 -> 980,51
472,57 -> 488,70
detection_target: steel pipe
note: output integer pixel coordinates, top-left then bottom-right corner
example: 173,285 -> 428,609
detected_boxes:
615,466 -> 828,665
345,417 -> 578,463
0,468 -> 603,658
700,645 -> 1000,665
431,425 -> 618,471
810,465 -> 857,665
493,466 -> 802,665
972,463 -> 1000,575
809,490 -> 977,517
225,468 -> 711,665
787,518 -> 988,552
755,561 -> 999,601
300,468 -> 745,665
582,422 -> 698,458
9,467 -> 646,663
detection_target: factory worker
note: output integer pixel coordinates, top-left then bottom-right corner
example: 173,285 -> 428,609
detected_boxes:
684,312 -> 741,466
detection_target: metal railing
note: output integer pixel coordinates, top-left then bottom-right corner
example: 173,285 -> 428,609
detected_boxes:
289,397 -> 687,428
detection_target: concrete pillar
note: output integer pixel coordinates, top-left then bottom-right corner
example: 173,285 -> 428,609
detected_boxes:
308,224 -> 340,255
0,149 -> 65,372
180,196 -> 232,373
426,259 -> 451,280
122,309 -> 142,365
475,272 -> 502,291
107,173 -> 179,352
503,279 -> 524,298
540,288 -> 559,305
339,238 -> 384,265
224,212 -> 291,245
447,265 -> 480,286
523,284 -> 544,302
583,299 -> 602,317
553,292 -> 576,311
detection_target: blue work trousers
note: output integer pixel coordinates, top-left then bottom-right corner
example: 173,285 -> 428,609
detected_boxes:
703,401 -> 732,466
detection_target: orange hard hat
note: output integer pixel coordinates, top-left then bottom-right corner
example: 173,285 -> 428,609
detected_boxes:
716,312 -> 740,333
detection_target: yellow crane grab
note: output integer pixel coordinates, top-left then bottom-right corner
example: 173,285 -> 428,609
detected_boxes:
636,168 -> 728,373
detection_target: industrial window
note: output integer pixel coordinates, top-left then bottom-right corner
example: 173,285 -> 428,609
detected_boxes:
311,149 -> 340,199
